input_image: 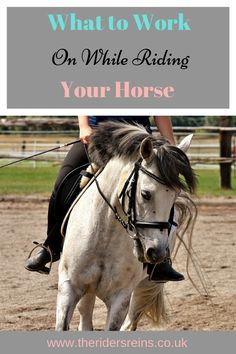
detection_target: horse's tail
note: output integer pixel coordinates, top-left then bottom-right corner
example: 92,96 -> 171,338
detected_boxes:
122,279 -> 166,330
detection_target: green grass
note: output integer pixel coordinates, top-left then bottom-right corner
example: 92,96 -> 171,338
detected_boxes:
0,164 -> 236,197
195,169 -> 236,197
0,164 -> 59,196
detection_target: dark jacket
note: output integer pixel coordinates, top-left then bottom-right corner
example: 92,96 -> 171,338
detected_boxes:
89,116 -> 150,128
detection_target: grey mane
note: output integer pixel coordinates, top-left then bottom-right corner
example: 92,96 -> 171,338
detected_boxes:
88,121 -> 197,193
88,121 -> 153,165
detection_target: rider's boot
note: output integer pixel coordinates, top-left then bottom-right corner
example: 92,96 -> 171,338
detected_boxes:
24,193 -> 62,274
147,260 -> 184,282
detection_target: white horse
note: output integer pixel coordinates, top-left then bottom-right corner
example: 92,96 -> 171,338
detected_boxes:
56,122 -> 196,331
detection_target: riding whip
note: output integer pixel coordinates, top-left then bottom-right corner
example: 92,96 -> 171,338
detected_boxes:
0,139 -> 81,169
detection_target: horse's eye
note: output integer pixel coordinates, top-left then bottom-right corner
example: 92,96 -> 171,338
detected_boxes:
141,190 -> 151,200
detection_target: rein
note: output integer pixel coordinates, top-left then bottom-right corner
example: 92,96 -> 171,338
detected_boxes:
83,146 -> 129,230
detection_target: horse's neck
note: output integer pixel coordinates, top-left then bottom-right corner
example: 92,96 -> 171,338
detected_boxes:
95,158 -> 132,216
99,158 -> 131,193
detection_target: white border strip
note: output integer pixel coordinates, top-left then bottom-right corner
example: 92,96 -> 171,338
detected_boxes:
0,0 -> 234,115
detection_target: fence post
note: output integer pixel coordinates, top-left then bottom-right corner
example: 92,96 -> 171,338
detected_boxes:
220,129 -> 232,189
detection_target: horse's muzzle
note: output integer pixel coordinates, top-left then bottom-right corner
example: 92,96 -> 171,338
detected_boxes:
145,245 -> 167,264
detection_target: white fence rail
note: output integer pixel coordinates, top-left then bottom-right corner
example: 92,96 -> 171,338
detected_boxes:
0,129 -> 236,166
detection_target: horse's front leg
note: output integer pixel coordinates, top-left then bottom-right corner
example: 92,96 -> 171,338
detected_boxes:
56,279 -> 81,331
105,289 -> 132,331
77,293 -> 96,331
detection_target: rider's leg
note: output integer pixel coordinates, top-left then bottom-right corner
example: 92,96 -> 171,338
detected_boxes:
147,261 -> 184,282
25,142 -> 88,273
147,207 -> 184,282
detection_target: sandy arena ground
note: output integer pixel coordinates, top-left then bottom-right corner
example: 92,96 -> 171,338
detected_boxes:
0,198 -> 236,331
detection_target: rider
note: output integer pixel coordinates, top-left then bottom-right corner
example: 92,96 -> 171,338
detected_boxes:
25,116 -> 184,282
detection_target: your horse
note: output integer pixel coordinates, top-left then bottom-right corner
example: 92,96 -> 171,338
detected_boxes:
56,122 -> 197,331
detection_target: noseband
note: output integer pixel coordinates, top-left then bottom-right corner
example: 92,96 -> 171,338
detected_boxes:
118,158 -> 172,236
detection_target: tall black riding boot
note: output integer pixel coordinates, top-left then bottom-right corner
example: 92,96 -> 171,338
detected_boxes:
147,261 -> 185,282
44,192 -> 64,255
25,193 -> 63,274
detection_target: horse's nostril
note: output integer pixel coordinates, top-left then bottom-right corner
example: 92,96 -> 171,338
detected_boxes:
146,247 -> 166,263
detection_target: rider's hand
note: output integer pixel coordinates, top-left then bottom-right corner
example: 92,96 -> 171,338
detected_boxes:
80,125 -> 93,145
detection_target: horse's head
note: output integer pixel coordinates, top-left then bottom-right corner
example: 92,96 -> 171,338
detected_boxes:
121,134 -> 196,264
88,121 -> 196,265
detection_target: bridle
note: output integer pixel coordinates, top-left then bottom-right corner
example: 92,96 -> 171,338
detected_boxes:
118,158 -> 174,238
86,147 -> 176,240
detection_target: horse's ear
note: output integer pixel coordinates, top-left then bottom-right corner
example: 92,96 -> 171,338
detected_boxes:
177,134 -> 193,153
140,137 -> 154,163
